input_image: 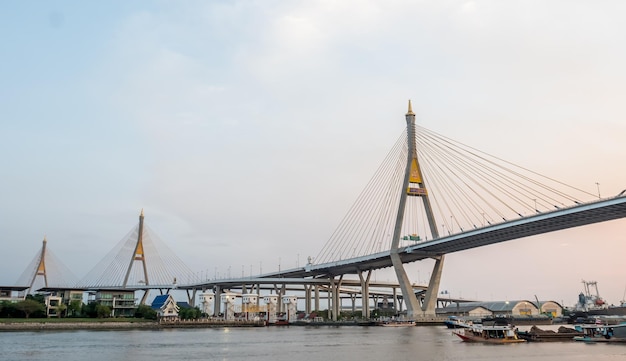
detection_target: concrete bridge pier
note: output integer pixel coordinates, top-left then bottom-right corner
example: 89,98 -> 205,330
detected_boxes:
214,285 -> 222,316
421,255 -> 445,316
314,285 -> 320,311
304,285 -> 312,314
350,294 -> 356,313
186,288 -> 197,307
358,270 -> 372,318
327,282 -> 332,320
335,275 -> 343,320
392,287 -> 398,312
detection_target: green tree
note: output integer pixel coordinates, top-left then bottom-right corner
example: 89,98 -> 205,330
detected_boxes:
26,294 -> 45,304
82,302 -> 98,318
95,304 -> 111,318
179,306 -> 202,320
0,300 -> 17,317
67,300 -> 82,317
14,299 -> 45,318
134,304 -> 157,320
56,304 -> 67,318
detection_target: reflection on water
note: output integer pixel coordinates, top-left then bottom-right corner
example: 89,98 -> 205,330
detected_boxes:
1,325 -> 626,361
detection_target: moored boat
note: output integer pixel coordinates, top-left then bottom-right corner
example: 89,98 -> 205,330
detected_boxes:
444,316 -> 474,329
572,322 -> 626,343
517,325 -> 582,342
380,319 -> 416,327
453,318 -> 526,343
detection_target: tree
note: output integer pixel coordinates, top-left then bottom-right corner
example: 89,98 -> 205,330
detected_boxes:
95,304 -> 111,318
14,299 -> 45,318
179,306 -> 202,320
134,304 -> 157,320
67,300 -> 82,317
82,302 -> 98,318
56,304 -> 67,318
0,300 -> 16,318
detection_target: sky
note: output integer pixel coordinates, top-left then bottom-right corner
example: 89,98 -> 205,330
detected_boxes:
1,1 -> 625,307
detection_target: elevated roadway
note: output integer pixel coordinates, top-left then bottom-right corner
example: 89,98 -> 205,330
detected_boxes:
242,194 -> 626,280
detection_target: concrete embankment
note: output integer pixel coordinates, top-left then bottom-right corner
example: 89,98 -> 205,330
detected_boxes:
0,320 -> 265,331
0,321 -> 160,331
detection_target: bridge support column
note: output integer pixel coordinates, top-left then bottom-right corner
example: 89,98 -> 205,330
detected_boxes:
304,285 -> 312,314
334,275 -> 343,320
393,288 -> 398,312
315,285 -> 320,311
358,270 -> 371,318
327,281 -> 332,320
351,294 -> 356,313
140,290 -> 150,305
421,255 -> 445,316
186,289 -> 197,307
390,253 -> 421,317
214,286 -> 222,317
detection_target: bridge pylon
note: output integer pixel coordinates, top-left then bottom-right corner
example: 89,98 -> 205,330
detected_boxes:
390,100 -> 444,317
122,209 -> 151,304
27,236 -> 49,293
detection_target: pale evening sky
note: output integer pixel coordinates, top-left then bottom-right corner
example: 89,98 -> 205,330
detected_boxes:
1,1 -> 625,306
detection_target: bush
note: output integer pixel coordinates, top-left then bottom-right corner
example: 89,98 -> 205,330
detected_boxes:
134,304 -> 157,320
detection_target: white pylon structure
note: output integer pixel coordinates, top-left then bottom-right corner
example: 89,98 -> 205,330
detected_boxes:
199,291 -> 215,316
390,100 -> 444,317
281,295 -> 298,323
263,295 -> 279,324
221,292 -> 238,320
242,293 -> 260,320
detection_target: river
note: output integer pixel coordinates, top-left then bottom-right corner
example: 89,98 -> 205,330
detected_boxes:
1,325 -> 625,361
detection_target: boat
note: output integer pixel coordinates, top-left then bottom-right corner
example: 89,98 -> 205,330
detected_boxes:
444,316 -> 474,329
379,319 -> 416,327
517,325 -> 582,342
571,280 -> 626,316
452,318 -> 526,343
573,322 -> 626,343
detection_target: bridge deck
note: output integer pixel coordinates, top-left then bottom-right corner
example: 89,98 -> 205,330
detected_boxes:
258,196 -> 626,279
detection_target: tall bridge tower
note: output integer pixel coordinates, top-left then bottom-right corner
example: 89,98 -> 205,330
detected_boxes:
28,236 -> 49,292
123,209 -> 149,288
390,101 -> 444,317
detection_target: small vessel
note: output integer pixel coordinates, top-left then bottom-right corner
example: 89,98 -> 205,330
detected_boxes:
453,318 -> 526,343
379,319 -> 416,327
444,316 -> 473,329
573,322 -> 626,343
517,325 -> 582,342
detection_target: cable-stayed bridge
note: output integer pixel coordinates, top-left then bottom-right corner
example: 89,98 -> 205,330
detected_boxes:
14,102 -> 626,320
179,101 -> 626,319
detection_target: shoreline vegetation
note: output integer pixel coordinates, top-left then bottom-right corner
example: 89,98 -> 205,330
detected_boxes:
0,318 -> 266,331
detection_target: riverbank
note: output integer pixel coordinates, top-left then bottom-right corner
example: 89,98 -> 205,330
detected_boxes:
0,319 -> 264,331
0,320 -> 159,331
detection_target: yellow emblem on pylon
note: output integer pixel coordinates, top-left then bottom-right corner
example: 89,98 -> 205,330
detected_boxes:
409,158 -> 422,183
37,259 -> 46,275
135,241 -> 145,260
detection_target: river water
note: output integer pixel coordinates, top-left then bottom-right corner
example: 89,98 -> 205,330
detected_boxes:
2,325 -> 625,361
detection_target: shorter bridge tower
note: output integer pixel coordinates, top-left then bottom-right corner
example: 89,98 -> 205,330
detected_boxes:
16,236 -> 77,293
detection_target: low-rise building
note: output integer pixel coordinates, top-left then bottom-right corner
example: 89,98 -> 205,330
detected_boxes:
0,286 -> 28,303
93,289 -> 136,317
151,294 -> 179,320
